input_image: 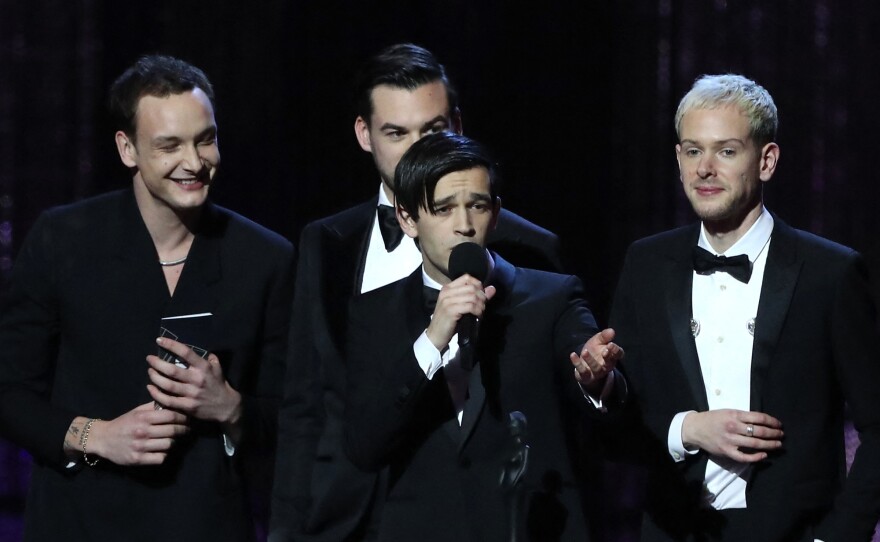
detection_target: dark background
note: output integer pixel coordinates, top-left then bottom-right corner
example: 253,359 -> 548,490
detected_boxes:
2,1 -> 879,540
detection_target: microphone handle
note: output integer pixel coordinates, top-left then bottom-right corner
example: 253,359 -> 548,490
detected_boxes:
458,315 -> 478,370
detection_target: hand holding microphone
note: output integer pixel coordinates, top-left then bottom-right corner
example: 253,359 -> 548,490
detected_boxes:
425,243 -> 493,368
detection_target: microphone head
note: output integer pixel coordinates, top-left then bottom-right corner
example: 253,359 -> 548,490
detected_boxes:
448,242 -> 489,282
508,410 -> 527,438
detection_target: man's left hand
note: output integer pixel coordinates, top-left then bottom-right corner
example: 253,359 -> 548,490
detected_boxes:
146,337 -> 242,441
570,328 -> 624,390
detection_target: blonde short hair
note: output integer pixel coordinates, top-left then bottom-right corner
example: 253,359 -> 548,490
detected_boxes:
675,74 -> 778,147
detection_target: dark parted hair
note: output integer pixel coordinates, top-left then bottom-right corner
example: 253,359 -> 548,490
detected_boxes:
109,54 -> 215,139
354,43 -> 459,123
394,132 -> 498,221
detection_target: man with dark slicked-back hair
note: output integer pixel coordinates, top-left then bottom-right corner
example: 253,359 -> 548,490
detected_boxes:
343,131 -> 625,542
270,43 -> 563,541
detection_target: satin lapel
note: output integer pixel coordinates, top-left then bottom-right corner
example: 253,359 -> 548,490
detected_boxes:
750,218 -> 801,412
322,199 -> 377,345
403,268 -> 430,340
327,198 -> 378,295
458,367 -> 487,453
665,227 -> 710,412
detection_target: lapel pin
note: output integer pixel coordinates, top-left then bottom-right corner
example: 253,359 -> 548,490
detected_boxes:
690,318 -> 701,338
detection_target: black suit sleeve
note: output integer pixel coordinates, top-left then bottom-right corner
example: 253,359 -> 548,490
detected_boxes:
816,251 -> 880,540
236,232 -> 296,451
343,290 -> 454,473
271,224 -> 326,535
0,211 -> 77,467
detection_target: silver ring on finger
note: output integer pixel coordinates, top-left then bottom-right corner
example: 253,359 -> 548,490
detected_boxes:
746,424 -> 754,437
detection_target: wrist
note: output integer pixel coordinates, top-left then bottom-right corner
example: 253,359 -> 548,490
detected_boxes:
222,387 -> 243,427
81,418 -> 103,466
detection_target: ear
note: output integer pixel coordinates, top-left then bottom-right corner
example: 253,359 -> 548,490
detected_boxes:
451,107 -> 463,135
758,142 -> 780,182
488,197 -> 501,233
674,143 -> 684,183
115,131 -> 138,168
396,206 -> 419,239
354,116 -> 372,153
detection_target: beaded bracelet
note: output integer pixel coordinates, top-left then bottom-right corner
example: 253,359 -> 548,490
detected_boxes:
82,418 -> 101,467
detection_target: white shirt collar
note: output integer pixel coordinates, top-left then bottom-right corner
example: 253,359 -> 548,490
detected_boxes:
698,206 -> 774,261
378,183 -> 393,207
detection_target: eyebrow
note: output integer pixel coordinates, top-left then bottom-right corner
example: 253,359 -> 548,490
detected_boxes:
432,192 -> 492,208
150,126 -> 217,147
680,138 -> 746,146
379,115 -> 448,133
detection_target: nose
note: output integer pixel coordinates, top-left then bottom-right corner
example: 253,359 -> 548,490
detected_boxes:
697,154 -> 715,178
181,143 -> 204,172
453,207 -> 475,237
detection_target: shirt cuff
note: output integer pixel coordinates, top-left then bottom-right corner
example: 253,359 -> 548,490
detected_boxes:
413,330 -> 461,379
223,433 -> 236,457
579,370 -> 616,412
668,411 -> 698,462
414,331 -> 445,379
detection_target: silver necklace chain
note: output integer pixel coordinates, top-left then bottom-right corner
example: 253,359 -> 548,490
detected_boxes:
158,256 -> 188,267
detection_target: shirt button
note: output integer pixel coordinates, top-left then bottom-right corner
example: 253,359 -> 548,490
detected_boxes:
717,336 -> 724,343
720,284 -> 727,292
673,452 -> 681,460
714,389 -> 721,396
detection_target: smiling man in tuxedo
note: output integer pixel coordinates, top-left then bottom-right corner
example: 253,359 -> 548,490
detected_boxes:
610,74 -> 880,541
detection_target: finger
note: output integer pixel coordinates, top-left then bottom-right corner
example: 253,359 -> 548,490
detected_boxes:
141,438 -> 174,457
129,452 -> 171,466
143,422 -> 190,439
484,285 -> 497,301
569,353 -> 594,383
750,413 -> 784,429
727,448 -> 770,463
604,342 -> 624,361
598,327 -> 616,344
147,366 -> 189,396
134,401 -> 160,411
146,354 -> 185,377
147,384 -> 196,413
156,337 -> 209,369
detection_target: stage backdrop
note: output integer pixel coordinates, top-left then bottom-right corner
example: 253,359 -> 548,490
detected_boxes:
2,1 -> 879,541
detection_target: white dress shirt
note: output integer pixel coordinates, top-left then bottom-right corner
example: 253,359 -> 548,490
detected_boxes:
361,185 -> 423,294
667,207 -> 773,510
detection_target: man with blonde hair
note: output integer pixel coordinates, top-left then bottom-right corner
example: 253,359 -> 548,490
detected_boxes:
611,74 -> 880,541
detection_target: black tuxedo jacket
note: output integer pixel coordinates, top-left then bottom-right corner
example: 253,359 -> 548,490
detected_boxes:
270,198 -> 563,541
609,216 -> 880,541
0,189 -> 295,542
342,256 -> 624,542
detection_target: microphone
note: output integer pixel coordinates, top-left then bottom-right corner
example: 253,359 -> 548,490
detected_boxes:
508,410 -> 527,447
448,242 -> 489,370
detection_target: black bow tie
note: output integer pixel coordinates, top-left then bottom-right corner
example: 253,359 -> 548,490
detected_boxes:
377,204 -> 404,252
692,246 -> 752,283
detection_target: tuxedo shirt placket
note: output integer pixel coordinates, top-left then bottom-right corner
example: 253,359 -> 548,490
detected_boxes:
690,210 -> 772,509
